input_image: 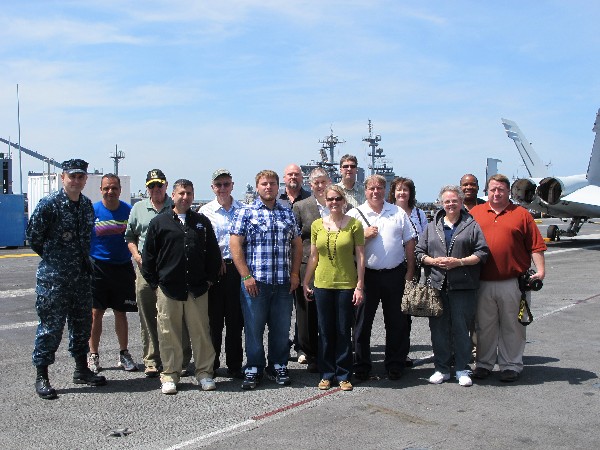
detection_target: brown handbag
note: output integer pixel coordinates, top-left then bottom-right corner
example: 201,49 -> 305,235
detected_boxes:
401,278 -> 443,317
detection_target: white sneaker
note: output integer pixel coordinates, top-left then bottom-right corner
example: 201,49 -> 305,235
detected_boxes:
456,370 -> 473,387
199,377 -> 216,391
161,381 -> 177,395
297,353 -> 307,364
428,371 -> 451,384
117,350 -> 138,372
87,353 -> 100,374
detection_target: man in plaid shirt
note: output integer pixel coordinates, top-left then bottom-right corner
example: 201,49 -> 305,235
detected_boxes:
230,170 -> 303,390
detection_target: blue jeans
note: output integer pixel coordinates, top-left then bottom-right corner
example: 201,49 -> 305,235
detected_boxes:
240,280 -> 293,371
429,289 -> 477,374
314,288 -> 354,382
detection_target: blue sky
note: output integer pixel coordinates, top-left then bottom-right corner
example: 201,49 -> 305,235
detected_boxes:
1,0 -> 599,201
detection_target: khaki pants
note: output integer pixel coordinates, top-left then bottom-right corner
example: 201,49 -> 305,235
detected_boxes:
156,288 -> 215,384
135,265 -> 192,369
475,279 -> 529,373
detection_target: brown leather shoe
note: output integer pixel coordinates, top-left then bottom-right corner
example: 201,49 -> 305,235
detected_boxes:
339,380 -> 353,391
318,379 -> 331,390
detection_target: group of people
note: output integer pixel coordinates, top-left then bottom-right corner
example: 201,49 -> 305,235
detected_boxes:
26,155 -> 546,399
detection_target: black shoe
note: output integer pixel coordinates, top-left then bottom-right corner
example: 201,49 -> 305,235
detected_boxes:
307,362 -> 319,373
265,366 -> 291,385
181,364 -> 195,377
227,368 -> 244,379
404,356 -> 414,368
388,369 -> 403,380
73,367 -> 107,386
354,371 -> 370,381
471,367 -> 491,379
500,369 -> 520,382
35,377 -> 57,400
241,370 -> 262,390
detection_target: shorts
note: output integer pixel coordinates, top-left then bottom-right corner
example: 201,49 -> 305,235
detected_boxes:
91,259 -> 138,312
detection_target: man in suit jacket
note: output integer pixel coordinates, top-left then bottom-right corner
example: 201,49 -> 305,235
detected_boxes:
292,167 -> 331,371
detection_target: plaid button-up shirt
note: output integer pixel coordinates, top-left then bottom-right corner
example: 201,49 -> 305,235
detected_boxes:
229,199 -> 300,285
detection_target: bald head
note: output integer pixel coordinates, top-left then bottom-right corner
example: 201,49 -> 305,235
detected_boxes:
283,163 -> 302,191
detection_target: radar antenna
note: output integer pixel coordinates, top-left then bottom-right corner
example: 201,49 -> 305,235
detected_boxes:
109,145 -> 125,175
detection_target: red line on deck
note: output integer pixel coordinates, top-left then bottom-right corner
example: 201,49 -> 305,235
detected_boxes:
252,387 -> 341,421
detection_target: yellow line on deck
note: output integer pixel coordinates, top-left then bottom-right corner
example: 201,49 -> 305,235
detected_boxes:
0,253 -> 37,259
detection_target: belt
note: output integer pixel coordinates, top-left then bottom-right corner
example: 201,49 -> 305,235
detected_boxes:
223,258 -> 234,264
365,262 -> 405,273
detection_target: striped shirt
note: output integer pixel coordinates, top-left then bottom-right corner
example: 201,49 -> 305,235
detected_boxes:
229,199 -> 300,284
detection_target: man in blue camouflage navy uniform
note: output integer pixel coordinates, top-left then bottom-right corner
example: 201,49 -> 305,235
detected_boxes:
27,159 -> 107,400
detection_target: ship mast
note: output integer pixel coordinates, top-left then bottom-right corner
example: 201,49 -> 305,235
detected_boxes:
317,129 -> 345,182
364,119 -> 382,175
363,119 -> 395,180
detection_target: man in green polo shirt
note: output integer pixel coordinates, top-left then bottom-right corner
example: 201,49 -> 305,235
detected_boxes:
125,169 -> 192,377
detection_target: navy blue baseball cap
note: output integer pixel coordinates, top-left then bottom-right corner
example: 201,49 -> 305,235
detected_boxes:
62,159 -> 88,174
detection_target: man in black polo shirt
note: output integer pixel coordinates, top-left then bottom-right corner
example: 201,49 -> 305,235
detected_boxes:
142,179 -> 222,395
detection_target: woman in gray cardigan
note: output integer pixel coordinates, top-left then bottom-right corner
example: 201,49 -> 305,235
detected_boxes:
415,185 -> 489,387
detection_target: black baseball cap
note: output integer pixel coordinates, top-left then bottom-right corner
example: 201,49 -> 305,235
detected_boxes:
146,169 -> 167,186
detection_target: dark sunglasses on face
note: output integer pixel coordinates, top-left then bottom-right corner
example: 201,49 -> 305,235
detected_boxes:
326,196 -> 344,202
214,182 -> 232,188
341,164 -> 357,169
147,182 -> 164,189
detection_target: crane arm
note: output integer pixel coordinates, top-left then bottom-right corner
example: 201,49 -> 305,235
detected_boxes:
0,137 -> 63,170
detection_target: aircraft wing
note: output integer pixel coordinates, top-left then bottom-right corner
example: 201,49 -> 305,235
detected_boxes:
561,184 -> 600,207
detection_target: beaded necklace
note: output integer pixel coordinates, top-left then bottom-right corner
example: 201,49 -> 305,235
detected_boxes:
326,228 -> 341,261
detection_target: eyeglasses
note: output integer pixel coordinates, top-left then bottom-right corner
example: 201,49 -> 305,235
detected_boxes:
341,164 -> 357,169
326,196 -> 343,202
443,200 -> 460,205
147,182 -> 164,189
214,182 -> 232,188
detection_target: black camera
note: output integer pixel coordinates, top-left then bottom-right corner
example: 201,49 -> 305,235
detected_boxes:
519,269 -> 543,292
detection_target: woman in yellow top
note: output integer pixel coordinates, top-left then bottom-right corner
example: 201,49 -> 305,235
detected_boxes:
303,185 -> 365,391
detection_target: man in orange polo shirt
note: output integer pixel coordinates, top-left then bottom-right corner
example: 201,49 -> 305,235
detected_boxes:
469,174 -> 546,382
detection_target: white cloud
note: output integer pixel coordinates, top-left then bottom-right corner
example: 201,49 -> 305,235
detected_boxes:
1,0 -> 598,201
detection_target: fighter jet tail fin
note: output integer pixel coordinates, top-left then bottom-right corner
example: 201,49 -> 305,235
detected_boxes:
586,108 -> 600,186
501,118 -> 548,178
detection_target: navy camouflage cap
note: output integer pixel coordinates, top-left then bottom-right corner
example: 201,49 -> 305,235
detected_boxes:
62,159 -> 88,174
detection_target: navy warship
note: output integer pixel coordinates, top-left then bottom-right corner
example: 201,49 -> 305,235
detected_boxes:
300,120 -> 395,188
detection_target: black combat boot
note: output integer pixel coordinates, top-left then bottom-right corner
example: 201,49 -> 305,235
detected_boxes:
73,354 -> 107,386
35,365 -> 57,400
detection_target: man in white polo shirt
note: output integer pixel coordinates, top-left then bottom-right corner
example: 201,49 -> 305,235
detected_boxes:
347,174 -> 416,381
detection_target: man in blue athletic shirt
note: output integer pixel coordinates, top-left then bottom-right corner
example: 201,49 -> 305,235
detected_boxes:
88,174 -> 138,374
